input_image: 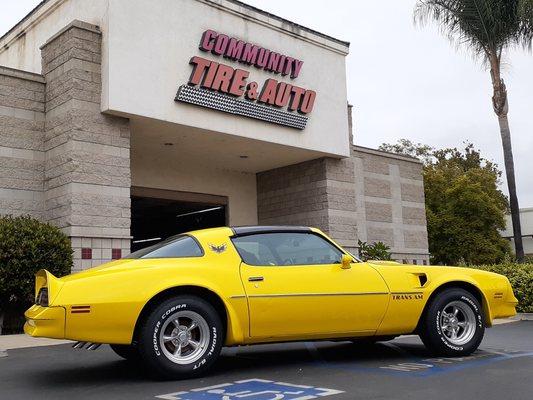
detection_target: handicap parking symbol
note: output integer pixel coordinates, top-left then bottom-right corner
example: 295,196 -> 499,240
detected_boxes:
155,379 -> 344,400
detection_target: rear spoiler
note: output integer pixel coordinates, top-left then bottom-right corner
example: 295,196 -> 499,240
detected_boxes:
35,269 -> 64,306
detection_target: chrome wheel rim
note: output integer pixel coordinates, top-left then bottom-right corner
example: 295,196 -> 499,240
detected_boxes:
439,301 -> 476,346
159,310 -> 210,365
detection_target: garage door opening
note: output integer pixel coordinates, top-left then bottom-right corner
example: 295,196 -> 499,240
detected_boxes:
131,187 -> 227,251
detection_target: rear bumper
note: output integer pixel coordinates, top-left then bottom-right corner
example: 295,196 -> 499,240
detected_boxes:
24,305 -> 65,339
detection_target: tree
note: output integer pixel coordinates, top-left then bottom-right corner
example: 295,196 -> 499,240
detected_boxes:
414,0 -> 533,262
425,144 -> 511,264
357,240 -> 392,261
0,216 -> 72,334
381,140 -> 511,265
379,138 -> 435,164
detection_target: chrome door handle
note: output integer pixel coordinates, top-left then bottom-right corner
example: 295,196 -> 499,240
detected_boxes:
248,276 -> 264,282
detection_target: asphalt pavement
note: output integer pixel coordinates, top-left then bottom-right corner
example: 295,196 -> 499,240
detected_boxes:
0,321 -> 532,400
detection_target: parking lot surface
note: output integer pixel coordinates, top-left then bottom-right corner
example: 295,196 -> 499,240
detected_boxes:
1,321 -> 532,400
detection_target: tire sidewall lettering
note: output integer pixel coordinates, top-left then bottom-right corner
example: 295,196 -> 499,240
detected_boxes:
207,327 -> 217,356
460,295 -> 479,312
435,311 -> 442,335
161,304 -> 187,320
153,321 -> 161,356
193,327 -> 218,369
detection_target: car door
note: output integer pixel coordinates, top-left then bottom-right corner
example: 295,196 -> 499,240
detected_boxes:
233,232 -> 390,340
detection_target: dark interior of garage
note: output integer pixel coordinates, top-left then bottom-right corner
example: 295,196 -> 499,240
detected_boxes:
131,195 -> 227,251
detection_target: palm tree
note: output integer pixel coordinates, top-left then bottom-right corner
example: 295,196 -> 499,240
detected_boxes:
414,0 -> 533,262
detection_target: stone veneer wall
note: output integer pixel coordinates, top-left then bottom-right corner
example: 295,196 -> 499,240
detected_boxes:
0,67 -> 45,218
40,21 -> 131,271
257,148 -> 430,264
256,157 -> 358,251
353,146 -> 429,264
0,20 -> 131,272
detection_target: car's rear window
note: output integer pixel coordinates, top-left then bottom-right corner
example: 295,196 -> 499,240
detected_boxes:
126,235 -> 203,259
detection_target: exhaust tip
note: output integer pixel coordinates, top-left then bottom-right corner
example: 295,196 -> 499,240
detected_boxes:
72,341 -> 101,350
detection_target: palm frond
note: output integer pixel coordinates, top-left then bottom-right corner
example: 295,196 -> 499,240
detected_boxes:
414,0 -> 533,63
518,0 -> 533,50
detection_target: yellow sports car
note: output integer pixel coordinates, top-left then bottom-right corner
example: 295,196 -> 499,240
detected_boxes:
25,226 -> 517,379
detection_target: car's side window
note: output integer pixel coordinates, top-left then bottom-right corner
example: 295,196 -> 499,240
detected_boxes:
126,235 -> 203,259
232,232 -> 343,266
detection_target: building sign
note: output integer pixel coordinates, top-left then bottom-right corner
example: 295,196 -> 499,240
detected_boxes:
175,29 -> 316,130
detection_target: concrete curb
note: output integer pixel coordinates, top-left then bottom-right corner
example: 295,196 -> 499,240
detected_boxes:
0,334 -> 72,352
492,318 -> 519,325
515,313 -> 533,321
492,314 -> 533,325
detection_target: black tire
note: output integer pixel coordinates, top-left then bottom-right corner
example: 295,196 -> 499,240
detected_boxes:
109,344 -> 140,362
137,296 -> 224,380
419,288 -> 484,356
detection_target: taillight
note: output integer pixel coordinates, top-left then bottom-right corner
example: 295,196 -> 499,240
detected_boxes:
36,287 -> 49,307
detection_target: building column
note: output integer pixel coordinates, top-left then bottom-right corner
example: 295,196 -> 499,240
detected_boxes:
0,67 -> 45,218
256,157 -> 358,252
41,20 -> 131,271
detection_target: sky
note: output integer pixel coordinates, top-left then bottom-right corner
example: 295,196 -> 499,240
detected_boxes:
1,0 -> 532,206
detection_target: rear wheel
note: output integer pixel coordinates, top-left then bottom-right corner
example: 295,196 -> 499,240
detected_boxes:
109,344 -> 139,362
419,288 -> 484,356
137,296 -> 224,379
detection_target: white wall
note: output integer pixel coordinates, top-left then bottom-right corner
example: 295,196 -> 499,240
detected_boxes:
502,208 -> 533,256
103,0 -> 350,157
131,140 -> 258,226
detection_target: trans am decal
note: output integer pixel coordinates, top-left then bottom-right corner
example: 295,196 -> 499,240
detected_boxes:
392,292 -> 423,300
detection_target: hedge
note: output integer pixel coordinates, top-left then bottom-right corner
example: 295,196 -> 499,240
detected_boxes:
465,263 -> 533,313
0,215 -> 72,334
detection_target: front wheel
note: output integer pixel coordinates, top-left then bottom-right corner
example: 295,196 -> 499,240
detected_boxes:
137,296 -> 224,379
419,288 -> 485,356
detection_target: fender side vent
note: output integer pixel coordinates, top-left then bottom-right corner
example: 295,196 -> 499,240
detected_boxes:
71,305 -> 91,314
418,274 -> 428,287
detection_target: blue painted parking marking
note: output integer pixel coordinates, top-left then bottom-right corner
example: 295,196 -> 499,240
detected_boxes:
375,350 -> 533,376
304,342 -> 533,377
155,379 -> 344,399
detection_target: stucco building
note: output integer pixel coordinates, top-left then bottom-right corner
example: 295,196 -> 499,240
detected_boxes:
0,0 -> 429,270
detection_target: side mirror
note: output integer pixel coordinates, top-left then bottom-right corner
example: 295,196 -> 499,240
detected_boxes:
341,254 -> 352,269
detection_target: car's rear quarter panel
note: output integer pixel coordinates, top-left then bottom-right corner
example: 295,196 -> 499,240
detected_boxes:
57,230 -> 249,345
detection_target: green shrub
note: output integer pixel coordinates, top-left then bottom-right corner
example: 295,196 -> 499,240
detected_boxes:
0,215 -> 72,334
465,263 -> 533,313
358,240 -> 392,262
